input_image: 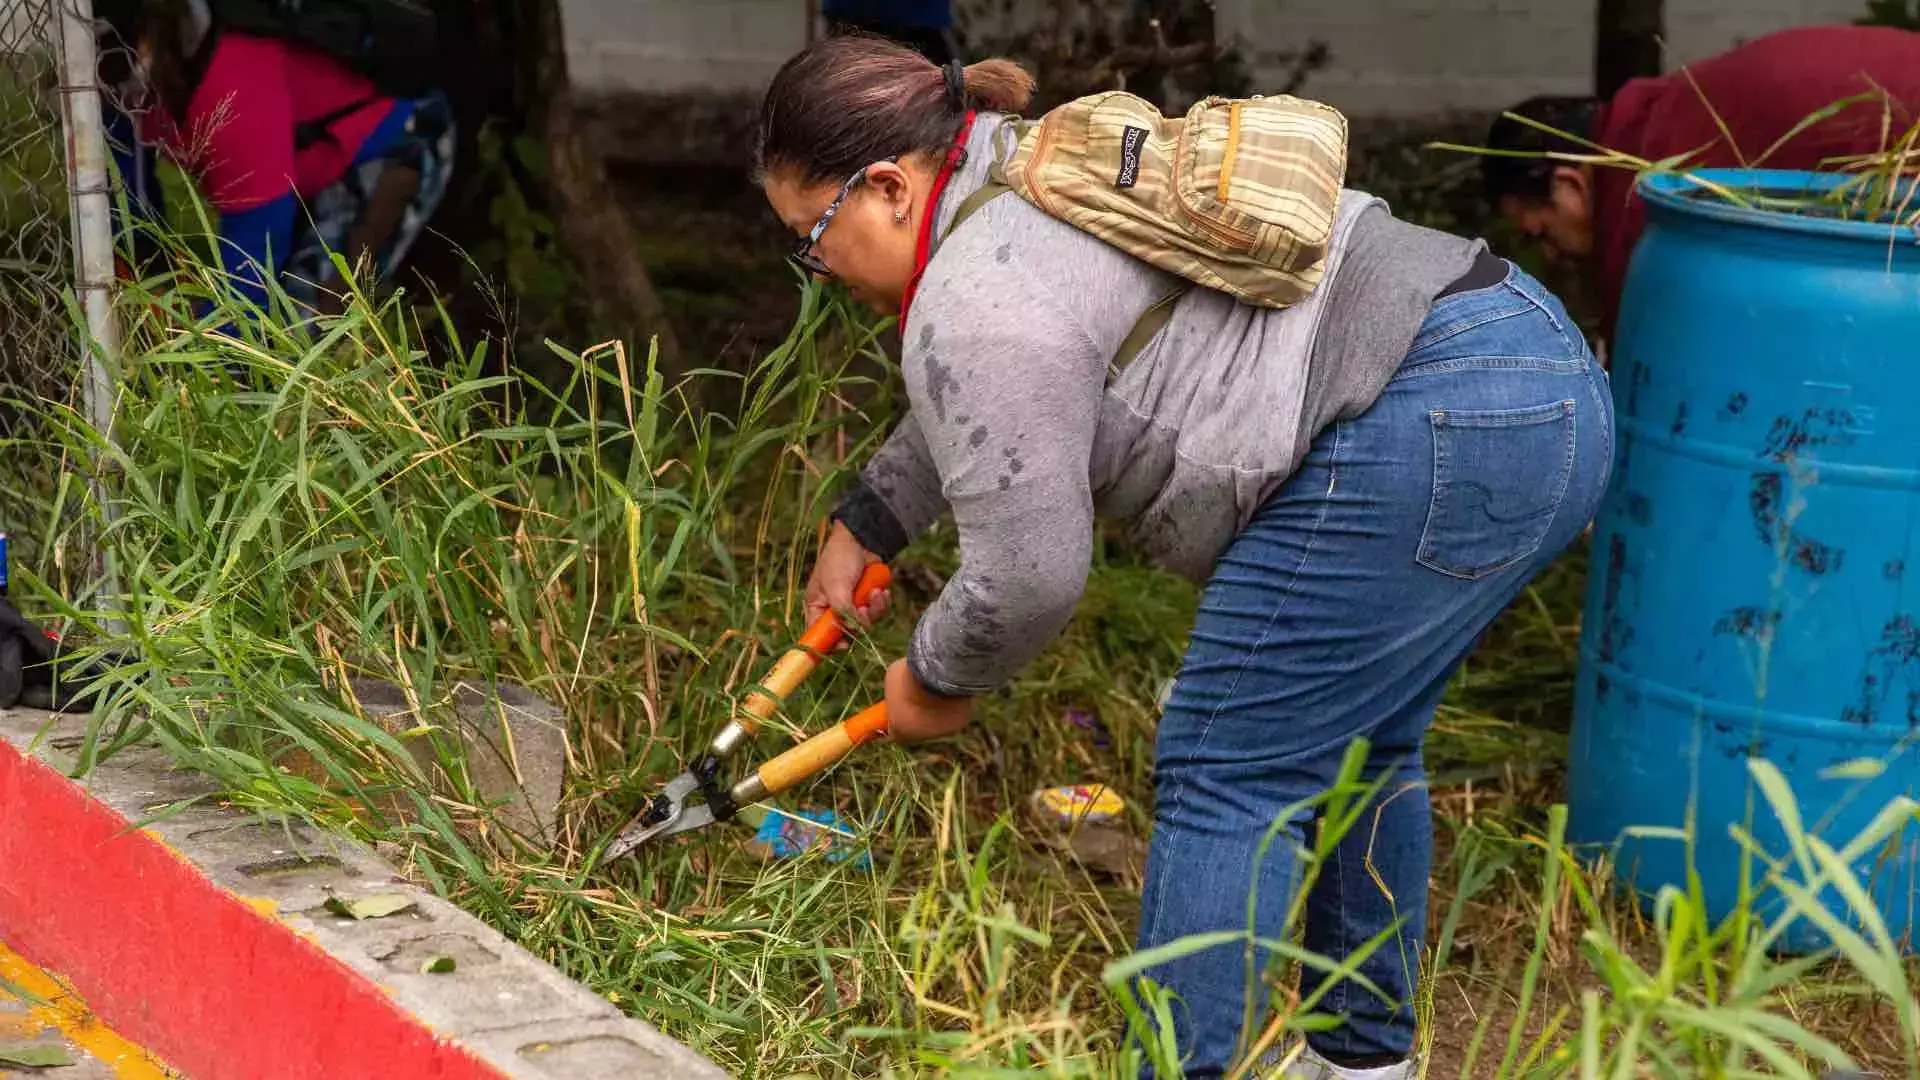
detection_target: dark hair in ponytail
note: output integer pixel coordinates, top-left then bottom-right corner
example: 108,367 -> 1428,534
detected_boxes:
753,34 -> 1037,186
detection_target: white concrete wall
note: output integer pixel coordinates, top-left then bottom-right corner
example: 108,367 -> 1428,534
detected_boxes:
563,0 -> 811,95
563,0 -> 1875,116
1224,0 -> 1595,114
1222,0 -> 1867,114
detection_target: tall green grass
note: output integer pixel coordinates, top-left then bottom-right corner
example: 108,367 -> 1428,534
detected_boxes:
22,246 -> 896,843
11,233 -> 1917,1077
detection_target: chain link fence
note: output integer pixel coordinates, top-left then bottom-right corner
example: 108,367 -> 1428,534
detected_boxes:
0,0 -> 80,443
2,0 -> 120,605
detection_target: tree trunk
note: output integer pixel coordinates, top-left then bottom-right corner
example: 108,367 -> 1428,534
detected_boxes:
503,0 -> 683,370
1594,0 -> 1664,99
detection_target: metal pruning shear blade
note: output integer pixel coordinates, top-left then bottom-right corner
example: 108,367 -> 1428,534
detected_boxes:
605,773 -> 708,859
607,565 -> 894,861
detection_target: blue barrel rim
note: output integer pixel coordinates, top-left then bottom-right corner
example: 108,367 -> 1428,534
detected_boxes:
1637,168 -> 1917,246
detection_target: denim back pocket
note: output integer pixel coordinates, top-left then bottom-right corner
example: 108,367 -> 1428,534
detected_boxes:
1417,399 -> 1577,580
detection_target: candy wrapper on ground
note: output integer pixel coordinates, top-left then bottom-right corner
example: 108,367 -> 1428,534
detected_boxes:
743,807 -> 873,869
1024,784 -> 1147,879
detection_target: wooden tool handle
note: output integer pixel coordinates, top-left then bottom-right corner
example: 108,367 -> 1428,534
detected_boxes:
735,564 -> 892,737
752,703 -> 889,796
797,563 -> 892,654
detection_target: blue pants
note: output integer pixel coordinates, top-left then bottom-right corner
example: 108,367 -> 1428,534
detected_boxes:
1135,265 -> 1614,1075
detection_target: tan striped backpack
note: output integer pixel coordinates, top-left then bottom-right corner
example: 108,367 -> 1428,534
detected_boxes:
948,91 -> 1350,369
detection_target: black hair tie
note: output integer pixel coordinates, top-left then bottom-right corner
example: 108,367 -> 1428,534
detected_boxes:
943,59 -> 966,109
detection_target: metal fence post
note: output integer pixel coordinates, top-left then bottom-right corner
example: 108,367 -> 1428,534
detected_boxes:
51,0 -> 121,614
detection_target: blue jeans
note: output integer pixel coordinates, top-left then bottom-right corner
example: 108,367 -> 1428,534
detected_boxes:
1135,265 -> 1614,1076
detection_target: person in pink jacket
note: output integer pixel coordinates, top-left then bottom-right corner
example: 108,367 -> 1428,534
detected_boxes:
97,0 -> 455,315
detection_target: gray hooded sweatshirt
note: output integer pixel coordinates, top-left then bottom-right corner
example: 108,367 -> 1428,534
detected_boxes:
833,113 -> 1491,697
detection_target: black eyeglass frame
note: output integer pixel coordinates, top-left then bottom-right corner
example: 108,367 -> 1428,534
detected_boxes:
789,157 -> 899,277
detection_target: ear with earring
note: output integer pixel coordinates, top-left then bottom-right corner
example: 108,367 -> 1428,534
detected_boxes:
895,209 -> 908,224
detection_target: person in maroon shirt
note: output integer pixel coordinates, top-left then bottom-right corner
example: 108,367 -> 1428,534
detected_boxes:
1483,24 -> 1920,345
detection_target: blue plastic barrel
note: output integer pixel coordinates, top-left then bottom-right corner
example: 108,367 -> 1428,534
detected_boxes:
1568,169 -> 1920,952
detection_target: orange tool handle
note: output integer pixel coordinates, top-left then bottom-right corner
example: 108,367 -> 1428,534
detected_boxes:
798,562 -> 893,654
752,703 -> 889,796
736,563 -> 892,735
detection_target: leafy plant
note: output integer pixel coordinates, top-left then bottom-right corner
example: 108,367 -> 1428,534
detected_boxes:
25,242 -> 892,857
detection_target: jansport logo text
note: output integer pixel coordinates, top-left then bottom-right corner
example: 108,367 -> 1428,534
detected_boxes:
1117,126 -> 1149,188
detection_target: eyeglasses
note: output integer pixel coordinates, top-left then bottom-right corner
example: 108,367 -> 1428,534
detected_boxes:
789,159 -> 896,277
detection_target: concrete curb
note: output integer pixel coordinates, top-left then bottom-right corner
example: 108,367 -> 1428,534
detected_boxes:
2,935 -> 176,1077
0,708 -> 727,1080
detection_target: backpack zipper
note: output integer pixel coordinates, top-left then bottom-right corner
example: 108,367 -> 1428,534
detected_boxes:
1172,132 -> 1258,251
1217,100 -> 1244,203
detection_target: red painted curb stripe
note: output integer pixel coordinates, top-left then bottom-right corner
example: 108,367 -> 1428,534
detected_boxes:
0,739 -> 505,1080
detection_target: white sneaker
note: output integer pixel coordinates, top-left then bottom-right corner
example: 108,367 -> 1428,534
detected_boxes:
1268,1045 -> 1414,1080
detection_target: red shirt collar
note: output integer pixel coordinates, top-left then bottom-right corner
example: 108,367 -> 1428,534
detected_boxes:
898,110 -> 977,333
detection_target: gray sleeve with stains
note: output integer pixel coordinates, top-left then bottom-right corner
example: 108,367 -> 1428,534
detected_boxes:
833,410 -> 947,560
901,264 -> 1104,697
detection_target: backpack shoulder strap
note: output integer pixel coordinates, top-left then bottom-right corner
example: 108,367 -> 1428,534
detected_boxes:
938,112 -> 1182,380
1110,286 -> 1191,379
944,180 -> 1010,240
293,97 -> 382,151
939,115 -> 1037,241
